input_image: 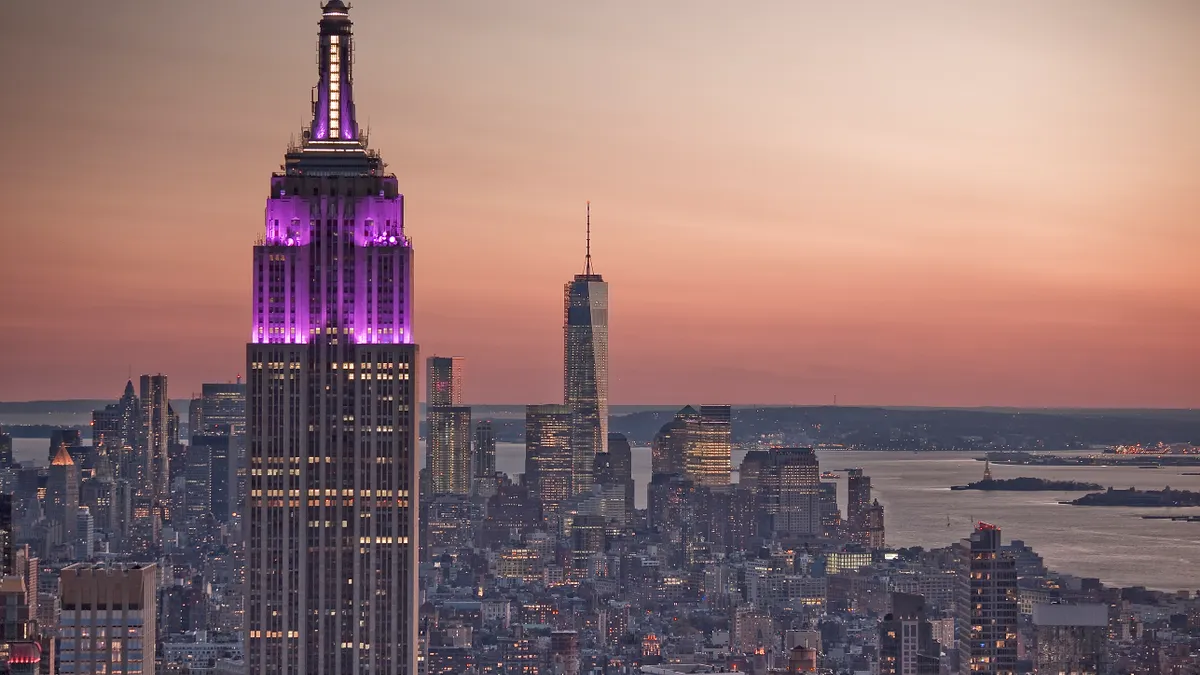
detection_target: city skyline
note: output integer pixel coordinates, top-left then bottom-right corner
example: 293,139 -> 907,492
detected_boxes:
2,1 -> 1199,407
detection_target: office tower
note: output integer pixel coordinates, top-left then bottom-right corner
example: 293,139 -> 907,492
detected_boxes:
847,468 -> 870,525
818,479 -> 842,538
966,523 -> 1018,675
48,429 -> 83,465
75,508 -> 94,559
245,4 -> 419,672
1031,604 -> 1108,675
524,405 -> 573,511
564,202 -> 609,493
473,420 -> 496,480
196,382 -> 247,433
192,381 -> 247,523
58,563 -> 157,675
426,357 -> 471,495
183,438 -> 214,546
860,499 -> 886,548
0,573 -> 39,675
595,432 -> 634,518
652,406 -> 698,476
691,405 -> 732,487
139,374 -> 169,502
92,381 -> 142,482
879,593 -> 942,675
761,447 -> 821,537
0,427 -> 11,467
47,445 -> 80,542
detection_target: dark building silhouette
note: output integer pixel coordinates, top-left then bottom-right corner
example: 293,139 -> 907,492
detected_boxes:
879,592 -> 942,675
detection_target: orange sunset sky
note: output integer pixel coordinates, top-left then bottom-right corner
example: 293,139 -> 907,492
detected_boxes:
1,1 -> 1197,406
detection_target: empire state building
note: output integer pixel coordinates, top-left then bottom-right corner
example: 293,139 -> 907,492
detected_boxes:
246,3 -> 418,674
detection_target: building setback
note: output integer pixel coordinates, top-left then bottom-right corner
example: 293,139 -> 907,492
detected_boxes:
245,2 -> 419,673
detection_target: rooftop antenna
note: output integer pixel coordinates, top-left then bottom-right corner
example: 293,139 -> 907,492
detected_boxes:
584,201 -> 592,275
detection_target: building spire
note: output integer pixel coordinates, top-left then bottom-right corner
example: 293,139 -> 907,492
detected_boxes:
584,201 -> 593,275
310,1 -> 359,141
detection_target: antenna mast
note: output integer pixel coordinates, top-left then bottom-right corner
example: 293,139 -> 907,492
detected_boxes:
584,201 -> 593,275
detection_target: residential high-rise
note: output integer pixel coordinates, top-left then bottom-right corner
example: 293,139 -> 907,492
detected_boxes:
966,523 -> 1018,675
47,445 -> 80,542
139,374 -> 169,502
761,447 -> 821,537
524,405 -> 573,511
879,592 -> 942,675
847,468 -> 870,525
564,203 -> 609,493
245,3 -> 419,673
426,356 -> 464,407
58,563 -> 157,675
92,381 -> 141,482
426,357 -> 471,495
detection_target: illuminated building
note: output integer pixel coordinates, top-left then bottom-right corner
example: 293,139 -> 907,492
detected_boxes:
0,496 -> 11,576
966,523 -> 1018,675
58,563 -> 157,675
90,381 -> 140,477
139,374 -> 170,505
193,382 -> 247,522
879,592 -> 941,675
426,357 -> 471,495
826,550 -> 873,575
690,405 -> 732,487
245,3 -> 419,673
761,447 -> 821,537
525,405 -> 574,510
496,548 -> 541,582
651,405 -> 732,487
564,203 -> 609,492
47,445 -> 80,543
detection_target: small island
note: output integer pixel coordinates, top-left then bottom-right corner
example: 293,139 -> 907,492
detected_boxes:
951,477 -> 1104,491
1067,487 -> 1200,507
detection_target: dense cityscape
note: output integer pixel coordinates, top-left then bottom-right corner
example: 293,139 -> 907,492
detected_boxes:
0,3 -> 1198,675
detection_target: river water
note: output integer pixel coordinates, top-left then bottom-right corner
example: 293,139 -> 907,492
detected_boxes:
15,438 -> 1198,591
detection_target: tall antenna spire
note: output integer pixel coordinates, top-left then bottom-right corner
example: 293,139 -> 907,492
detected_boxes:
584,201 -> 592,275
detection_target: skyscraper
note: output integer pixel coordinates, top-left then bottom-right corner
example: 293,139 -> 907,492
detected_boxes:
595,432 -> 634,519
138,374 -> 169,511
47,445 -> 79,543
92,381 -> 141,482
691,405 -> 732,488
879,593 -> 942,675
525,405 -> 574,511
426,357 -> 471,495
58,564 -> 157,675
246,3 -> 418,673
473,421 -> 497,484
761,447 -> 821,537
966,523 -> 1018,675
564,203 -> 609,493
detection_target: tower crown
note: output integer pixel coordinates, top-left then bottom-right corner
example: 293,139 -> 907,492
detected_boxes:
311,0 -> 359,141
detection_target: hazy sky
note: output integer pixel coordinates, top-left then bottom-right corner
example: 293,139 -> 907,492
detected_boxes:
1,1 -> 1198,406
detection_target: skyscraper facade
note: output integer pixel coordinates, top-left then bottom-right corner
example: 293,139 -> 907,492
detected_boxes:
966,523 -> 1018,675
473,421 -> 496,480
426,357 -> 471,495
245,3 -> 418,673
47,445 -> 80,543
525,405 -> 574,510
139,374 -> 169,502
58,564 -> 157,675
690,405 -> 732,488
564,204 -> 609,494
761,447 -> 821,537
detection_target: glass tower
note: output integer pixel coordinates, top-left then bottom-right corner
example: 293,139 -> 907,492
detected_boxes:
563,203 -> 609,495
246,3 -> 418,673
